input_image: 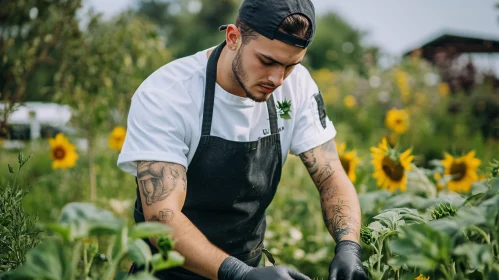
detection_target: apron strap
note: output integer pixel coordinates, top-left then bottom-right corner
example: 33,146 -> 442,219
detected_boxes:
201,41 -> 226,136
266,95 -> 278,135
201,41 -> 280,136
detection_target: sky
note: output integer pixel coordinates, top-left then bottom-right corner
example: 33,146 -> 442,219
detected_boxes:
83,0 -> 499,71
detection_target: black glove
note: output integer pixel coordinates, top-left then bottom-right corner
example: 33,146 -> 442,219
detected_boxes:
329,240 -> 368,280
218,256 -> 311,280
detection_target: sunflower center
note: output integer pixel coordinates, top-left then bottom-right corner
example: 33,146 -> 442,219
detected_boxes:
52,146 -> 66,160
381,156 -> 404,181
340,156 -> 350,174
395,118 -> 402,124
450,162 -> 466,181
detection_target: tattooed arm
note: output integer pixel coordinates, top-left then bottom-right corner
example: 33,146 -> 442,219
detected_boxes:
299,139 -> 362,243
137,161 -> 228,279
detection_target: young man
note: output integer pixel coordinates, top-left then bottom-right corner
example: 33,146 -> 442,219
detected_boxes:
118,0 -> 368,279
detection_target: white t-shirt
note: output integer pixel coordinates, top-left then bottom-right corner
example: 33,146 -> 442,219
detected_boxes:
118,47 -> 336,176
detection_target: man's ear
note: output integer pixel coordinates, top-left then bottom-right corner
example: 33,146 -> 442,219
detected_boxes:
225,24 -> 241,52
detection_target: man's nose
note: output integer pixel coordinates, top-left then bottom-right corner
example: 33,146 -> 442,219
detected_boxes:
268,66 -> 285,88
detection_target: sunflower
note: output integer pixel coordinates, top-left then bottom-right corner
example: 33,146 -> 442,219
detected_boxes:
109,126 -> 127,151
385,108 -> 409,135
441,151 -> 481,193
337,142 -> 360,183
343,95 -> 357,109
371,138 -> 414,192
415,274 -> 430,280
49,133 -> 78,170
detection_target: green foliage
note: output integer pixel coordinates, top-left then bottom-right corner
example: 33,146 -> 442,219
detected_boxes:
54,11 -> 171,132
0,153 -> 41,272
491,160 -> 499,178
136,0 -> 239,59
0,0 -> 81,135
360,226 -> 374,246
2,203 -> 183,279
306,12 -> 369,73
430,202 -> 457,220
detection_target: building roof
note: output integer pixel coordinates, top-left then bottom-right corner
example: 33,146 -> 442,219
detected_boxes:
403,30 -> 499,60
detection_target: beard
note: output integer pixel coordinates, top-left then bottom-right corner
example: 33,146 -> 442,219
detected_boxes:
231,47 -> 269,103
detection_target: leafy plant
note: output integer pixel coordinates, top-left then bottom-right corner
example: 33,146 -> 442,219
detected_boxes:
0,153 -> 41,272
1,203 -> 184,279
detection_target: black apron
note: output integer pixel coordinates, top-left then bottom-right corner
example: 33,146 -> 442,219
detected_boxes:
130,41 -> 282,279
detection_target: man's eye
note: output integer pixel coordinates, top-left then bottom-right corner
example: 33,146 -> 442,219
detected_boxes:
261,60 -> 273,66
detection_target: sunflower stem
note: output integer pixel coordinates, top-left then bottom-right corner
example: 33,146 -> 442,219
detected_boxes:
86,127 -> 97,202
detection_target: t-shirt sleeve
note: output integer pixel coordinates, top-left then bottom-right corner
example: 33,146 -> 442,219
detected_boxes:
117,85 -> 191,176
289,68 -> 336,156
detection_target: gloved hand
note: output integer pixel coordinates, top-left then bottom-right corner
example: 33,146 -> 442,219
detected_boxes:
329,240 -> 368,280
218,256 -> 311,280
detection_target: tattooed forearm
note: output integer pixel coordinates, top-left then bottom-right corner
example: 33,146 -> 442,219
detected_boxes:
138,161 -> 185,206
181,173 -> 187,191
300,139 -> 361,242
316,162 -> 334,189
149,208 -> 175,223
299,150 -> 318,175
322,199 -> 357,242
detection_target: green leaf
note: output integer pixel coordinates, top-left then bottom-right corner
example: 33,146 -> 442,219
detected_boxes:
151,251 -> 184,272
429,218 -> 460,238
44,223 -> 71,241
129,222 -> 172,239
6,238 -> 73,280
279,113 -> 291,120
453,243 -> 493,271
57,203 -> 124,241
462,193 -> 485,207
8,164 -> 14,174
128,239 -> 152,267
381,193 -> 427,210
358,190 -> 391,213
388,223 -> 452,271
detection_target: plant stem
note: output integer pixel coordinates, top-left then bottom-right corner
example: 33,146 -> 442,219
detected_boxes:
87,128 -> 97,202
377,240 -> 384,273
104,250 -> 125,280
83,244 -> 88,273
439,263 -> 452,280
71,241 -> 83,280
469,225 -> 490,244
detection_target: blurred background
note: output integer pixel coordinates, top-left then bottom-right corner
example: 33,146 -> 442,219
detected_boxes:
1,0 -> 499,279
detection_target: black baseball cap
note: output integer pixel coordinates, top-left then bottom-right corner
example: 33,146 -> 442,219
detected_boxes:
219,0 -> 316,48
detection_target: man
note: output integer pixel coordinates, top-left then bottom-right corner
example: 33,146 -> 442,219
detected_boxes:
118,0 -> 368,279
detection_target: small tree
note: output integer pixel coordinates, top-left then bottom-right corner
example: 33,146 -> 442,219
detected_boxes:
0,0 -> 81,138
53,11 -> 171,201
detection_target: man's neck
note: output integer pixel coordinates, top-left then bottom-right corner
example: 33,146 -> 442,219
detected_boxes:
207,46 -> 246,98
